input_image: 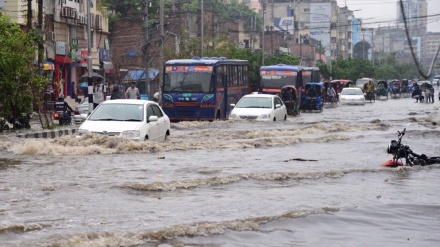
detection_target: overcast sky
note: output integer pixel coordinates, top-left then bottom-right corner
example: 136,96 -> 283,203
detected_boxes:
336,0 -> 440,32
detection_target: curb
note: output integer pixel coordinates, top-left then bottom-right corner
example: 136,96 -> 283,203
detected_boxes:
16,128 -> 78,139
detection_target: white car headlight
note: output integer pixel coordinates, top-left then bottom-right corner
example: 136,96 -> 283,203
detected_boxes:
121,130 -> 140,138
77,129 -> 89,136
257,114 -> 270,119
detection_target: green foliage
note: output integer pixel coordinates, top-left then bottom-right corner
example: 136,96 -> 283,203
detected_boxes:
0,15 -> 40,120
353,41 -> 371,59
264,53 -> 300,67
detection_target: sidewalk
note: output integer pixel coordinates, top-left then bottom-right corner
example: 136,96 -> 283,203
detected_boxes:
16,111 -> 79,139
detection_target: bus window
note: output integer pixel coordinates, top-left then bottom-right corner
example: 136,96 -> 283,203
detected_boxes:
237,66 -> 243,85
216,66 -> 224,88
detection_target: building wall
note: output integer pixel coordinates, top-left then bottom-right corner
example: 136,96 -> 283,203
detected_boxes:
396,0 -> 427,36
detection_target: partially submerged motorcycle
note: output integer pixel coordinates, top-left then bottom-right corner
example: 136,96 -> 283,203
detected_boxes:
382,128 -> 440,167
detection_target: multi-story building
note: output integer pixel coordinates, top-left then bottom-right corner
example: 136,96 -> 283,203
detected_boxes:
421,32 -> 440,71
45,0 -> 111,99
0,0 -> 37,28
262,0 -> 357,65
1,0 -> 110,100
397,0 -> 427,37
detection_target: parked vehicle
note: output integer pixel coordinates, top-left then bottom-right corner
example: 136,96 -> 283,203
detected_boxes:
0,116 -> 13,132
280,85 -> 300,116
382,128 -> 440,167
229,93 -> 287,121
339,87 -> 366,105
77,99 -> 170,141
53,111 -> 72,125
300,82 -> 324,112
432,75 -> 440,86
73,97 -> 90,123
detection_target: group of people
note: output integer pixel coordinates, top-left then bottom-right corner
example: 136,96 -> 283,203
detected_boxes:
412,83 -> 435,103
97,80 -> 160,102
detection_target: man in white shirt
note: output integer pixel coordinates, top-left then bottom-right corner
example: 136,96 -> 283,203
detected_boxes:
93,78 -> 106,109
125,83 -> 140,99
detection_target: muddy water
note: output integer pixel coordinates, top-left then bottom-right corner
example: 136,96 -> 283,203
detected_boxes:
1,97 -> 440,247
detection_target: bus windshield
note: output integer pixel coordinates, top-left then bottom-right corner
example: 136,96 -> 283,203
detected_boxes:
163,66 -> 213,93
260,71 -> 297,89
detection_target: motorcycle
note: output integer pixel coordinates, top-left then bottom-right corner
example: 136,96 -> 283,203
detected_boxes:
8,113 -> 31,130
382,128 -> 440,167
53,111 -> 72,125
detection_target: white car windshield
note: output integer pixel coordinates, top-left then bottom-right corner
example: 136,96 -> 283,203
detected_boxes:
236,97 -> 272,108
342,89 -> 363,95
89,104 -> 144,121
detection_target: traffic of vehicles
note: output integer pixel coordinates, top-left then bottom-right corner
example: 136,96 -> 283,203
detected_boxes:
5,57 -> 439,136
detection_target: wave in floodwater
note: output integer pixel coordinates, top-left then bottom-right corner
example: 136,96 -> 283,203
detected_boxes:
0,122 -> 387,156
122,165 -> 440,192
16,207 -> 339,247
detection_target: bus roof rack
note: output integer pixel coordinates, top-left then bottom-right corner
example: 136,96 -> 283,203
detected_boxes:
192,56 -> 201,60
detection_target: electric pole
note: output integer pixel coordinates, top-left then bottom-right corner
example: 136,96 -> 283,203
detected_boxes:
144,0 -> 150,98
26,0 -> 32,31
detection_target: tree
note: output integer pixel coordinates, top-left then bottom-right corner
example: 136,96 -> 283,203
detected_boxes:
0,14 -> 48,128
353,41 -> 371,60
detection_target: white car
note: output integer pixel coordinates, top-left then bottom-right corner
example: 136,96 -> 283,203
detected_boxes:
339,87 -> 366,105
229,94 -> 287,121
77,99 -> 170,141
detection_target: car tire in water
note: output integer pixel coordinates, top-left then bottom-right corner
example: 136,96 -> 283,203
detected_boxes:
284,115 -> 287,121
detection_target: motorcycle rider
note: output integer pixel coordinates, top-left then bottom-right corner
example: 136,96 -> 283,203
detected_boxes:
327,85 -> 337,102
54,94 -> 74,125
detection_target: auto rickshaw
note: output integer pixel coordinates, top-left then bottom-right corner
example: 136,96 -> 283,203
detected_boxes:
280,85 -> 300,116
325,80 -> 342,103
375,80 -> 388,99
331,79 -> 352,93
300,82 -> 324,112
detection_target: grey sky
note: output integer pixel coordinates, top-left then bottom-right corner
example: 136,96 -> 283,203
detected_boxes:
336,0 -> 440,32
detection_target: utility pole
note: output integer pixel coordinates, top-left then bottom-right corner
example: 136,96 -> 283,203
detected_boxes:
144,0 -> 150,98
160,0 -> 164,93
262,1 -> 266,66
87,0 -> 94,113
37,0 -> 43,71
26,0 -> 32,31
201,0 -> 204,57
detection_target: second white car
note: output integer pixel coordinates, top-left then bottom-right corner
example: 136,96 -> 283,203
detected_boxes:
229,94 -> 287,121
339,87 -> 366,105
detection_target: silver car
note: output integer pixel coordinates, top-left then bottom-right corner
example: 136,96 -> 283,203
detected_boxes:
73,98 -> 90,123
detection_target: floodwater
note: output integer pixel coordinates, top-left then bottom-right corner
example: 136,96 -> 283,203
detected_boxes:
1,95 -> 440,247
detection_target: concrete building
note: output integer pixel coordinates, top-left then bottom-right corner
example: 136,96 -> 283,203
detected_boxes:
421,32 -> 440,71
397,0 -> 427,37
1,0 -> 110,100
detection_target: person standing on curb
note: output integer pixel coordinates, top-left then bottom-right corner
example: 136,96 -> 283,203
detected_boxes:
125,83 -> 140,99
93,78 -> 106,109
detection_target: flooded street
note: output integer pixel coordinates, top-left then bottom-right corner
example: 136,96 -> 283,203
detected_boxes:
1,96 -> 440,247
